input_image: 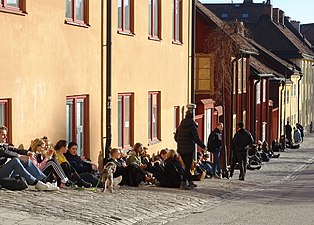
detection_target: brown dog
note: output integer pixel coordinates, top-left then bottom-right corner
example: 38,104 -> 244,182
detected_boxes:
100,162 -> 117,193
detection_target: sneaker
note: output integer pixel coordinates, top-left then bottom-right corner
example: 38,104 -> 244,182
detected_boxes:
35,181 -> 49,191
180,181 -> 191,190
214,174 -> 222,179
46,182 -> 60,191
113,176 -> 122,187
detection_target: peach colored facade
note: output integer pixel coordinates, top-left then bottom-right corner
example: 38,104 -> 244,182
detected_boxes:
0,1 -> 192,162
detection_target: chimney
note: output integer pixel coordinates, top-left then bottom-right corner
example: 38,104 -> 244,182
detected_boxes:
279,10 -> 285,25
272,8 -> 279,23
291,20 -> 301,33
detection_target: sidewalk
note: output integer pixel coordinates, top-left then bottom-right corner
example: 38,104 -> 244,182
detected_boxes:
1,134 -> 314,225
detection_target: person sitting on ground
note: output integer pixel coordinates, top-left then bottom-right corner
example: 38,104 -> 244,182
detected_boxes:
296,123 -> 304,142
262,141 -> 280,159
160,149 -> 185,188
54,140 -> 92,188
200,153 -> 214,177
0,126 -> 58,191
192,152 -> 207,181
29,138 -> 73,188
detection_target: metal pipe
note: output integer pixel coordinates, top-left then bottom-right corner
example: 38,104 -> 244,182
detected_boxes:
100,0 -> 105,164
297,74 -> 303,123
253,79 -> 261,141
191,0 -> 196,103
279,81 -> 285,140
105,0 -> 112,161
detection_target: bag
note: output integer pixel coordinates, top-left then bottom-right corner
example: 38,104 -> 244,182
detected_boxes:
207,132 -> 216,152
0,176 -> 28,191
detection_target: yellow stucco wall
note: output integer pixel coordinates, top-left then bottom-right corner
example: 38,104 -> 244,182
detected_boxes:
111,1 -> 192,154
0,1 -> 103,162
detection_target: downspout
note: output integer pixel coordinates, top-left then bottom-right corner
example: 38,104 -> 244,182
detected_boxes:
100,0 -> 105,164
230,57 -> 237,162
279,81 -> 284,140
297,74 -> 303,123
191,0 -> 196,103
105,0 -> 112,161
253,79 -> 261,141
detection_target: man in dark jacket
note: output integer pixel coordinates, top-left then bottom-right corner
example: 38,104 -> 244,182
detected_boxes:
174,111 -> 206,190
207,123 -> 223,179
285,121 -> 292,144
232,122 -> 254,181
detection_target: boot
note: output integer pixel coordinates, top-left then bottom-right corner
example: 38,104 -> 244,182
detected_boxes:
180,181 -> 191,190
189,181 -> 197,188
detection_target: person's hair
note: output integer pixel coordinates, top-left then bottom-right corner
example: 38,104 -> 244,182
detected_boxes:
110,148 -> 119,156
166,149 -> 178,159
0,126 -> 8,131
30,138 -> 45,152
68,141 -> 78,150
54,140 -> 67,150
237,122 -> 244,129
160,149 -> 168,156
133,142 -> 143,154
185,111 -> 193,119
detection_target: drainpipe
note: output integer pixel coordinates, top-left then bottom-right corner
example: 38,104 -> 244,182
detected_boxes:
230,57 -> 237,162
191,0 -> 196,103
105,0 -> 112,161
279,81 -> 285,140
297,74 -> 303,123
253,79 -> 261,141
100,0 -> 105,164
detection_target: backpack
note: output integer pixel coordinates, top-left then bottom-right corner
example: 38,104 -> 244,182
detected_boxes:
207,132 -> 216,152
0,176 -> 28,191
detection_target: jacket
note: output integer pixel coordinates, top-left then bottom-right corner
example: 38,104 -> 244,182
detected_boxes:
64,151 -> 92,174
207,128 -> 222,151
232,128 -> 254,152
174,118 -> 206,154
160,157 -> 184,188
0,144 -> 28,166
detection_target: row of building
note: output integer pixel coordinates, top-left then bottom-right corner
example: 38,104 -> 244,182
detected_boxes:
1,0 -> 314,166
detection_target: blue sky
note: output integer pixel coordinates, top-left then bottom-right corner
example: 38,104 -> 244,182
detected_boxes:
199,0 -> 314,24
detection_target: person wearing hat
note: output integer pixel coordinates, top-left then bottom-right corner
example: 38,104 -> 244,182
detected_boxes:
232,122 -> 254,181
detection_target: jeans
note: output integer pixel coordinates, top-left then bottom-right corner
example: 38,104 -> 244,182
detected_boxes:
12,159 -> 46,181
0,158 -> 36,184
213,148 -> 221,175
237,151 -> 247,179
180,152 -> 194,183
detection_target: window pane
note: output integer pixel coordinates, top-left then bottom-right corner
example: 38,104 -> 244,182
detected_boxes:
118,0 -> 122,29
6,0 -> 19,7
0,104 -> 5,126
153,0 -> 159,36
175,0 -> 180,40
66,100 -> 73,144
76,0 -> 84,21
66,0 -> 73,18
124,96 -> 130,146
148,0 -> 152,35
172,0 -> 175,39
148,94 -> 151,139
118,96 -> 123,147
124,0 -> 130,31
152,94 -> 158,138
76,99 -> 84,156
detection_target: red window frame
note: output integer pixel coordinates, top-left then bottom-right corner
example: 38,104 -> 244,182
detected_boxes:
0,99 -> 12,143
148,0 -> 161,40
148,91 -> 161,144
65,0 -> 89,27
66,95 -> 90,157
172,0 -> 182,44
118,93 -> 134,149
0,0 -> 26,14
118,0 -> 134,34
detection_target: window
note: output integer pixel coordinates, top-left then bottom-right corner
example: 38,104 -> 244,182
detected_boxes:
243,58 -> 247,93
0,99 -> 11,140
66,95 -> 89,156
195,54 -> 214,93
256,81 -> 261,104
118,0 -> 133,33
174,106 -> 180,131
0,0 -> 25,13
238,59 -> 242,93
172,0 -> 182,43
241,13 -> 249,18
118,93 -> 133,149
148,0 -> 161,39
148,92 -> 160,143
65,0 -> 89,25
286,90 -> 290,104
221,13 -> 228,19
262,79 -> 266,103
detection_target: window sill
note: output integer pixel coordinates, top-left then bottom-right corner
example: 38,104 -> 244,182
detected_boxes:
148,36 -> 162,42
65,20 -> 90,28
148,139 -> 161,146
117,30 -> 135,36
0,7 -> 27,16
172,40 -> 183,45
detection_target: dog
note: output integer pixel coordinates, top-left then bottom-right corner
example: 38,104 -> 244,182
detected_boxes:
100,162 -> 117,193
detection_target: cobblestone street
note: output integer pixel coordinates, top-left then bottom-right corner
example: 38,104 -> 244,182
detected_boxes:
1,134 -> 314,225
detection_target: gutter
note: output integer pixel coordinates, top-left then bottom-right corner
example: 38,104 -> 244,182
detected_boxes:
105,0 -> 112,161
297,73 -> 303,123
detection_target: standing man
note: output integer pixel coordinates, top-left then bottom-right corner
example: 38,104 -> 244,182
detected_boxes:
232,122 -> 254,181
285,121 -> 292,145
207,123 -> 223,179
175,111 -> 206,190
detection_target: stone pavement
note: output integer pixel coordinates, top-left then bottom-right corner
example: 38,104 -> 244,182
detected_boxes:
1,134 -> 314,225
